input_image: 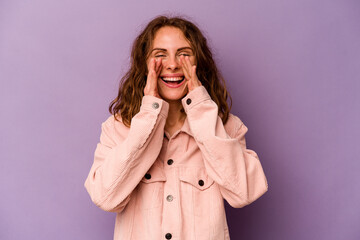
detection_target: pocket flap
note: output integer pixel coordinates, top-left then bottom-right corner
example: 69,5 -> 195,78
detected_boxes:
179,167 -> 214,190
141,165 -> 167,183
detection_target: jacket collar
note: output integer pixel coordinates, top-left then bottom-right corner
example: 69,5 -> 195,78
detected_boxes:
164,115 -> 194,139
179,115 -> 193,137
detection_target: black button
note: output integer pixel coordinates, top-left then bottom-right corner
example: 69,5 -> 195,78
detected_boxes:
167,159 -> 174,165
145,173 -> 151,179
186,98 -> 192,105
165,233 -> 172,239
198,179 -> 204,186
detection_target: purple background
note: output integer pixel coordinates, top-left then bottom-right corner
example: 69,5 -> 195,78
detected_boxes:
1,0 -> 359,239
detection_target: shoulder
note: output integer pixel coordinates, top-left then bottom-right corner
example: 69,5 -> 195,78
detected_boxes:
224,113 -> 247,138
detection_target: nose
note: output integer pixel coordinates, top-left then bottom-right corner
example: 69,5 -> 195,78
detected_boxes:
165,55 -> 180,71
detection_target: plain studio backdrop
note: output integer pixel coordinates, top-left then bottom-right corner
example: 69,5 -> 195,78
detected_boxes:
0,0 -> 359,239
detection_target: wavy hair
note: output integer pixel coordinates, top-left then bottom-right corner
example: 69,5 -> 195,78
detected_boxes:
109,15 -> 232,127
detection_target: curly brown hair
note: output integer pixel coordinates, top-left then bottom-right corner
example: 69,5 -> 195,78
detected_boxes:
109,15 -> 232,127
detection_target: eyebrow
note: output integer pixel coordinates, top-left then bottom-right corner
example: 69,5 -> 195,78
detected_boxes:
150,47 -> 193,53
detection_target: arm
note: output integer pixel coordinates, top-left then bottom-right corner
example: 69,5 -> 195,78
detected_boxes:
84,95 -> 169,212
181,86 -> 268,208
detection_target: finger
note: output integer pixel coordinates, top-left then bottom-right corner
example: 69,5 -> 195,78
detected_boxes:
182,63 -> 192,82
185,56 -> 193,71
180,55 -> 188,72
152,59 -> 159,79
185,56 -> 193,79
187,57 -> 198,83
155,58 -> 162,75
192,65 -> 196,79
149,58 -> 155,75
154,58 -> 159,71
148,59 -> 158,88
184,56 -> 195,80
180,56 -> 191,79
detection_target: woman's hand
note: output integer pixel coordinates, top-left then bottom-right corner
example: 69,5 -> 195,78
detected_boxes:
144,57 -> 163,98
180,55 -> 202,92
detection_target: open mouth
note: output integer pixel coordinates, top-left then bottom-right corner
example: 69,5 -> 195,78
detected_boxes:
160,76 -> 185,84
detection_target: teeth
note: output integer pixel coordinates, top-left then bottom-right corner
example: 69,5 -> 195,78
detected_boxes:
161,77 -> 184,81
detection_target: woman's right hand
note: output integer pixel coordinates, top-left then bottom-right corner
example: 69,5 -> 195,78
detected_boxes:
144,57 -> 162,98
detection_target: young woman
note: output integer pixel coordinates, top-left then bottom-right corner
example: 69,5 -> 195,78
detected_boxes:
84,15 -> 268,240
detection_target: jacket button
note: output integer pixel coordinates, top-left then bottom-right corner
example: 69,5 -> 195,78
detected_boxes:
198,179 -> 204,186
186,98 -> 192,105
152,102 -> 159,109
167,159 -> 174,165
165,233 -> 172,239
145,173 -> 151,179
166,195 -> 173,202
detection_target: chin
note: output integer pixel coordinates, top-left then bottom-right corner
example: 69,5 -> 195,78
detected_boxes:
159,88 -> 188,102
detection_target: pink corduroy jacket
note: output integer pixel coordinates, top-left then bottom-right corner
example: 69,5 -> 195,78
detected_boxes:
84,86 -> 268,240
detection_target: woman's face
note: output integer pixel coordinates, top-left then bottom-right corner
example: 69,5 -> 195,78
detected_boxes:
146,26 -> 196,101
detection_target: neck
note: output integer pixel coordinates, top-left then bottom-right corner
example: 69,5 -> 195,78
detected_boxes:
165,99 -> 186,128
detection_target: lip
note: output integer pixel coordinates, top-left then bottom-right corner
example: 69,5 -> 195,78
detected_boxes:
160,73 -> 184,78
159,77 -> 186,88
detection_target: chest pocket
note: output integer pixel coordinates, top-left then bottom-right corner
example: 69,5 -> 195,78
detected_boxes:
137,165 -> 167,210
179,167 -> 221,217
179,167 -> 215,191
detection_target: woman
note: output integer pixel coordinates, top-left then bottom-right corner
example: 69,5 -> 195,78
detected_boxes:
84,15 -> 268,240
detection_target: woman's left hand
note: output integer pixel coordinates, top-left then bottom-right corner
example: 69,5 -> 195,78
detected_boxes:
180,55 -> 202,92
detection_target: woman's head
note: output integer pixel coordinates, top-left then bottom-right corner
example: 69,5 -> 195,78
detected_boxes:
146,26 -> 195,102
109,15 -> 232,127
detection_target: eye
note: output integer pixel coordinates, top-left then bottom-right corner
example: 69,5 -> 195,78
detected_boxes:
179,53 -> 190,57
155,55 -> 166,58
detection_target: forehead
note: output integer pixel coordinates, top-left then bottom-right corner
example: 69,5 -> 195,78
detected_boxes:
152,26 -> 191,48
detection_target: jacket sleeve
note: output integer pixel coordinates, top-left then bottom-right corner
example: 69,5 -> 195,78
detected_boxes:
181,86 -> 268,208
84,95 -> 169,212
